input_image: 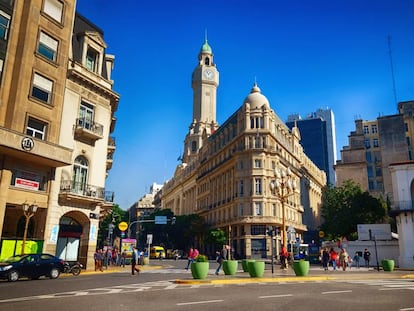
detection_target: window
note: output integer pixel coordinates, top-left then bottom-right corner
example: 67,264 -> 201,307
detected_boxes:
0,11 -> 10,39
255,178 -> 262,195
11,168 -> 47,191
31,73 -> 53,104
366,151 -> 372,163
86,47 -> 98,72
191,141 -> 197,152
251,225 -> 265,235
26,117 -> 47,140
254,159 -> 262,168
363,125 -> 369,134
373,139 -> 379,148
364,139 -> 370,149
407,137 -> 411,146
238,203 -> 243,216
43,0 -> 63,23
38,31 -> 58,61
78,101 -> 94,130
239,180 -> 244,197
73,156 -> 88,194
371,124 -> 378,133
254,202 -> 262,215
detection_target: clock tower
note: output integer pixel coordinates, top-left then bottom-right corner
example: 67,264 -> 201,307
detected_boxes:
182,39 -> 219,163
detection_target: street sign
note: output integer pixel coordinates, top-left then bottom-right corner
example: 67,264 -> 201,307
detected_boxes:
147,234 -> 153,244
155,216 -> 167,224
118,221 -> 128,231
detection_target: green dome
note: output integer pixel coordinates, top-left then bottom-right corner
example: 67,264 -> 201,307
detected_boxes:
200,40 -> 212,54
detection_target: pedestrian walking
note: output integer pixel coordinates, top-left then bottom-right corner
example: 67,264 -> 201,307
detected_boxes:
215,245 -> 228,275
329,247 -> 338,270
131,247 -> 141,275
185,247 -> 199,270
353,252 -> 360,268
94,249 -> 103,272
120,251 -> 126,267
363,248 -> 371,268
280,245 -> 289,269
321,247 -> 330,271
339,248 -> 349,271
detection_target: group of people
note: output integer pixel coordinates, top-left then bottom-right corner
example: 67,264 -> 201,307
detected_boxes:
320,247 -> 371,271
184,245 -> 231,276
94,248 -> 128,271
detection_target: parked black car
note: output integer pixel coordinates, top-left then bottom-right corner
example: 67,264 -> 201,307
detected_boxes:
0,253 -> 65,282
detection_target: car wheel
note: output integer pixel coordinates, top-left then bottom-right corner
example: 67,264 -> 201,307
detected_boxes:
8,270 -> 19,282
49,268 -> 60,279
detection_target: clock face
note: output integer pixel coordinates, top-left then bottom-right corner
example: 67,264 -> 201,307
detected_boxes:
203,69 -> 214,80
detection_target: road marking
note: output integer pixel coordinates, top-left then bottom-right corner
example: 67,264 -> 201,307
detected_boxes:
322,290 -> 352,295
400,308 -> 414,311
259,294 -> 293,299
177,299 -> 223,306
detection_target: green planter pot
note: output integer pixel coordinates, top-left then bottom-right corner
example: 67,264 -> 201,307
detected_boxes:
190,262 -> 209,279
381,259 -> 395,272
248,261 -> 265,277
223,260 -> 238,275
242,259 -> 255,272
293,260 -> 310,276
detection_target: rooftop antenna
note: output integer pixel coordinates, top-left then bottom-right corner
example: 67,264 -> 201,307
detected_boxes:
387,35 -> 398,106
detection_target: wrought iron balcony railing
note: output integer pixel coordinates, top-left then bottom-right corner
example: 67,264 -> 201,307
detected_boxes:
391,200 -> 414,211
60,180 -> 105,200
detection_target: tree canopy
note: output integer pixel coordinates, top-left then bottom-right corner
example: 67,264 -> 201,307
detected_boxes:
320,180 -> 390,240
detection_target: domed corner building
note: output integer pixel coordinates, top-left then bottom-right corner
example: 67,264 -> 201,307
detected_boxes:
161,40 -> 326,259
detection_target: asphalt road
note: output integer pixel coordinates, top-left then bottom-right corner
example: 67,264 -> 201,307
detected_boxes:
0,260 -> 413,311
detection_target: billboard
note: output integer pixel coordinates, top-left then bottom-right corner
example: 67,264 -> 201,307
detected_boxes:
357,224 -> 392,241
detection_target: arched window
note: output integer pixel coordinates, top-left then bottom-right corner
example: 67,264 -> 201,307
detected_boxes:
204,57 -> 210,65
73,156 -> 88,194
191,141 -> 197,152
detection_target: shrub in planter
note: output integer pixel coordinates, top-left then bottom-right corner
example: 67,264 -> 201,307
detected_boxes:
242,259 -> 255,272
293,260 -> 310,276
190,254 -> 209,279
381,259 -> 395,272
223,260 -> 238,275
248,261 -> 265,277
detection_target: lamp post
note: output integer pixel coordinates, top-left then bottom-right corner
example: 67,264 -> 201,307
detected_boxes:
270,167 -> 296,266
21,202 -> 38,255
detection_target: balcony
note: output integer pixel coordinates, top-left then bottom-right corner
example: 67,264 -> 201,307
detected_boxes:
108,136 -> 116,152
106,152 -> 113,170
390,200 -> 414,216
59,180 -> 105,206
74,118 -> 103,141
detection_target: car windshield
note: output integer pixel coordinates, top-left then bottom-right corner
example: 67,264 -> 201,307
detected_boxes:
0,255 -> 27,263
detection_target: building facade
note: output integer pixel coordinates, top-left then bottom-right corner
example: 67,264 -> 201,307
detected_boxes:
286,108 -> 337,186
161,41 -> 326,258
0,1 -> 118,269
335,101 -> 414,202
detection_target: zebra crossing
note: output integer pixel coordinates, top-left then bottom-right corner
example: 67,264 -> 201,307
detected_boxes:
338,279 -> 414,291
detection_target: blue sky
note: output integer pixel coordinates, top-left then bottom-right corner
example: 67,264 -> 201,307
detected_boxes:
76,0 -> 414,210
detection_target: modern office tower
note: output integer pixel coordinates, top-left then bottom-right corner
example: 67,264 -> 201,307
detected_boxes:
0,1 -> 119,269
335,101 -> 414,202
286,108 -> 337,186
161,40 -> 326,258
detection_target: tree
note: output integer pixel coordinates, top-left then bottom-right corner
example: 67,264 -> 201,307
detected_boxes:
98,204 -> 128,248
320,180 -> 389,240
205,228 -> 227,251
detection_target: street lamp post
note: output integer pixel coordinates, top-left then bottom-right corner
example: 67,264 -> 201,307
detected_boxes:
21,202 -> 38,255
270,167 -> 296,267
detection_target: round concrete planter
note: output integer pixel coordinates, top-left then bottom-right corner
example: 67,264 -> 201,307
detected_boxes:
190,262 -> 209,279
381,259 -> 395,272
293,260 -> 310,276
242,259 -> 255,272
248,261 -> 265,277
223,260 -> 238,275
